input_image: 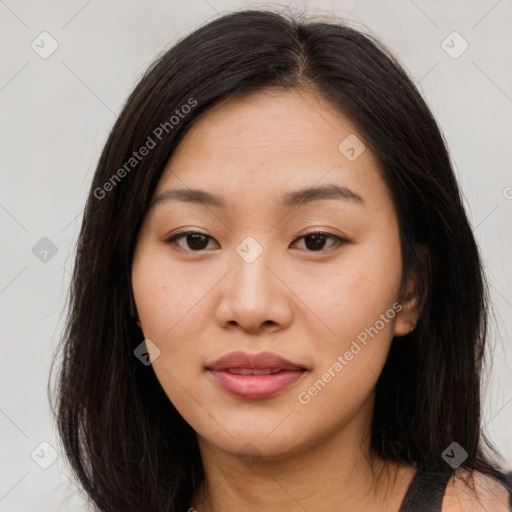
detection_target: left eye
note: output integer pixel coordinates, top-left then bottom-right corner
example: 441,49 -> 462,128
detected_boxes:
164,231 -> 347,252
291,232 -> 347,252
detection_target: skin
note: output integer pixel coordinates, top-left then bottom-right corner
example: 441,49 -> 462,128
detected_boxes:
130,87 -> 505,511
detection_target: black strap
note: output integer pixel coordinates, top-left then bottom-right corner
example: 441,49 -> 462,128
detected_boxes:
399,468 -> 512,512
398,468 -> 452,512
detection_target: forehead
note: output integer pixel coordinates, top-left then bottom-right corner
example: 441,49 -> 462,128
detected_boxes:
170,87 -> 362,164
153,87 -> 390,213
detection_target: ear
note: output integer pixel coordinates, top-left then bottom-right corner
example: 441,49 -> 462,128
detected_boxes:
136,318 -> 143,329
393,244 -> 430,337
393,277 -> 420,336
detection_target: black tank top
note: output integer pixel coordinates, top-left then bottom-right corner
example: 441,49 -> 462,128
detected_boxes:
398,467 -> 512,511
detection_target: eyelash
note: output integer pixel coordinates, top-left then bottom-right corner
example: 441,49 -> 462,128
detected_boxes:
163,230 -> 348,253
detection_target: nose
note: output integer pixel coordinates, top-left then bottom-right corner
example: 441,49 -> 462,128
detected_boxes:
214,238 -> 293,334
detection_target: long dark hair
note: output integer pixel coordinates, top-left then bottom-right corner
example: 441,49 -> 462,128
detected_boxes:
49,8 -> 508,511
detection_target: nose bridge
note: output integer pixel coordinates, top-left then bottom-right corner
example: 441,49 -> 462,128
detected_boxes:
231,234 -> 273,296
222,232 -> 285,321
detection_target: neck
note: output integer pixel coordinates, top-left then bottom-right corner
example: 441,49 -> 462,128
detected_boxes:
190,413 -> 413,512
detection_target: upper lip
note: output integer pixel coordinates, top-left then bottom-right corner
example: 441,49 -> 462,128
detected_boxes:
207,351 -> 307,371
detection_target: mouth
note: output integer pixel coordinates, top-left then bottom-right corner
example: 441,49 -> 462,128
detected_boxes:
223,368 -> 290,375
206,351 -> 308,399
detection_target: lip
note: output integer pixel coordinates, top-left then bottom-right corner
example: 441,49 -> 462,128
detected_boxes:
206,351 -> 308,399
207,351 -> 306,372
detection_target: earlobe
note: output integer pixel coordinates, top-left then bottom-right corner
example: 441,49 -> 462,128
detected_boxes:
137,318 -> 143,329
393,278 -> 421,337
393,290 -> 420,337
394,319 -> 416,337
393,316 -> 416,337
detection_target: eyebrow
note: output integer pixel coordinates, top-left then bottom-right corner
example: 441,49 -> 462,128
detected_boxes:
149,183 -> 364,211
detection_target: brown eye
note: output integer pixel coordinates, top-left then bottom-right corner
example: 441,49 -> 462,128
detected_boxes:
291,232 -> 347,252
164,231 -> 347,253
164,232 -> 216,251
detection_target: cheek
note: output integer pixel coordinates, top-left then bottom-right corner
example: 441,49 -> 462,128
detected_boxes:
294,239 -> 402,344
292,238 -> 402,399
131,251 -> 226,397
132,256 -> 210,415
132,254 -> 209,341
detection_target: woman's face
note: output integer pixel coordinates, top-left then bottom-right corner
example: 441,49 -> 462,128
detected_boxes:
131,87 -> 417,460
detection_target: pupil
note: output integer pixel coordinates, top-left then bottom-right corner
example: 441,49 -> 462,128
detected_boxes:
305,233 -> 326,251
188,234 -> 208,250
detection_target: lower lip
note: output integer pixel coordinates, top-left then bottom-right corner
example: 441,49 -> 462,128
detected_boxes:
208,369 -> 307,399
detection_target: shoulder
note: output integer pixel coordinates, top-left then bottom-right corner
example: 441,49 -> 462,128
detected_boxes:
442,469 -> 510,512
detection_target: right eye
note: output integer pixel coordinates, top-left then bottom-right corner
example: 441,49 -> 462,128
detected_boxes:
164,231 -> 218,252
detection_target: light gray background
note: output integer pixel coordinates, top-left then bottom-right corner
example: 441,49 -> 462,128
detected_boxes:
1,0 -> 511,510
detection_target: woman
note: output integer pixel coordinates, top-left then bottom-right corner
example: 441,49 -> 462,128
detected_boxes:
49,8 -> 512,511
